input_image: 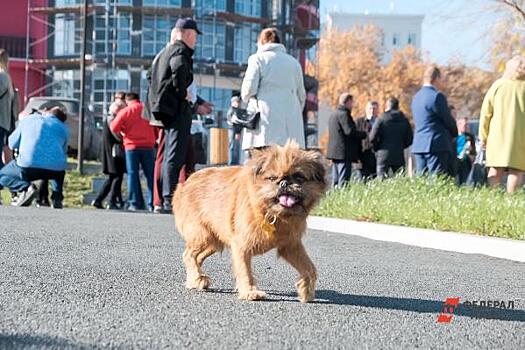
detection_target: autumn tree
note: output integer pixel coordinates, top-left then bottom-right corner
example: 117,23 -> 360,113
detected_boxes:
487,0 -> 525,71
317,25 -> 496,121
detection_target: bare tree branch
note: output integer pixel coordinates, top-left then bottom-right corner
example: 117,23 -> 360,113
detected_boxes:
492,0 -> 525,22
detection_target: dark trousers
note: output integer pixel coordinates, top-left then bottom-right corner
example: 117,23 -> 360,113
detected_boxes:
125,149 -> 155,209
414,152 -> 451,176
94,173 -> 124,206
360,150 -> 376,179
331,160 -> 352,188
0,160 -> 65,200
153,129 -> 165,208
162,120 -> 191,207
456,157 -> 472,185
377,163 -> 404,178
229,131 -> 241,166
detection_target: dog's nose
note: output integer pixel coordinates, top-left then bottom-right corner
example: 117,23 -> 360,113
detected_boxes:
279,180 -> 288,189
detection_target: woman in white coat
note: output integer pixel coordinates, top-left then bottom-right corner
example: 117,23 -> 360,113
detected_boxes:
241,28 -> 306,151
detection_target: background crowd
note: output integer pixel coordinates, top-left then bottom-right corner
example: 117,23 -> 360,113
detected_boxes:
0,22 -> 524,210
326,59 -> 525,194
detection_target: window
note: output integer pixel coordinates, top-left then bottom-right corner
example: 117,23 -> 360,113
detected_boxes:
143,0 -> 181,7
55,0 -> 80,6
196,21 -> 225,61
116,13 -> 132,55
52,70 -> 80,100
142,15 -> 177,56
54,14 -> 82,56
92,69 -> 130,117
234,23 -> 258,63
93,12 -> 131,56
392,33 -> 399,46
408,33 -> 417,45
140,70 -> 149,103
198,87 -> 232,116
94,13 -> 110,55
235,0 -> 261,17
195,0 -> 226,13
94,0 -> 132,3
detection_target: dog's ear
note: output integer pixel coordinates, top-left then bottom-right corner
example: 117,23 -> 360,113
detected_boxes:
305,150 -> 326,183
249,146 -> 276,177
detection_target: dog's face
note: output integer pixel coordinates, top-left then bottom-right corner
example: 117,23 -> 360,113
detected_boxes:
247,141 -> 328,218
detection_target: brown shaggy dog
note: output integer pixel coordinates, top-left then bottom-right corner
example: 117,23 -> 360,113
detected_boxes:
172,141 -> 327,302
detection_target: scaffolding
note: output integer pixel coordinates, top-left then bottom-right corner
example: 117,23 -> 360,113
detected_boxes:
23,0 -> 320,143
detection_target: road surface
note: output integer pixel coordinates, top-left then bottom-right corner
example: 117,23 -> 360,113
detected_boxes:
0,207 -> 523,349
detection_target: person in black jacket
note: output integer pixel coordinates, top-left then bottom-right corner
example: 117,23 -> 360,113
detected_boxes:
148,18 -> 201,212
326,93 -> 367,187
92,93 -> 127,210
369,97 -> 413,178
355,101 -> 379,179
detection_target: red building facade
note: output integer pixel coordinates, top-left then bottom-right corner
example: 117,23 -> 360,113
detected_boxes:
0,0 -> 48,106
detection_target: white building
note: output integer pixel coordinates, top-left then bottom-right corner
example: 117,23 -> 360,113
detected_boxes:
326,12 -> 424,63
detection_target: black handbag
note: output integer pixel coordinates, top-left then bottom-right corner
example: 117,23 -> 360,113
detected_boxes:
111,143 -> 125,159
229,99 -> 260,130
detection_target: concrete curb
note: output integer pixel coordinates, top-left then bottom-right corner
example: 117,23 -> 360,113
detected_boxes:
307,216 -> 525,263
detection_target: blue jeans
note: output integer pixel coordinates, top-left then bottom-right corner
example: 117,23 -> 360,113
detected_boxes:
0,160 -> 64,200
125,148 -> 155,209
414,152 -> 451,176
229,131 -> 241,165
332,160 -> 352,188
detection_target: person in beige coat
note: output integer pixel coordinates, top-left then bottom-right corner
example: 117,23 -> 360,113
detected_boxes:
241,28 -> 306,151
479,55 -> 525,193
0,49 -> 18,169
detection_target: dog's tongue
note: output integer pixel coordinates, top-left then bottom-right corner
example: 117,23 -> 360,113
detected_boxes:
279,195 -> 296,208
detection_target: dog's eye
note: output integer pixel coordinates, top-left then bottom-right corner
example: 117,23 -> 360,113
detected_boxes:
293,173 -> 306,182
266,176 -> 278,182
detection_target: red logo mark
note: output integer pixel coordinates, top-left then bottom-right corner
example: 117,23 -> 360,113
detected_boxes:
437,297 -> 460,323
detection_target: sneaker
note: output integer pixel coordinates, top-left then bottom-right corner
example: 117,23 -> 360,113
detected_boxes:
91,200 -> 104,209
51,199 -> 63,209
12,185 -> 37,207
153,205 -> 163,214
127,204 -> 138,212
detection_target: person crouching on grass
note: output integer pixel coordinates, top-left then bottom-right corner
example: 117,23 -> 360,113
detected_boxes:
0,106 -> 69,208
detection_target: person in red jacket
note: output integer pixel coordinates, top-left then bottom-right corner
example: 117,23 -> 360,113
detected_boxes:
111,92 -> 157,211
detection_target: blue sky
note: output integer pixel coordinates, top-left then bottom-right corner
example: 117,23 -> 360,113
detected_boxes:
321,0 -> 495,69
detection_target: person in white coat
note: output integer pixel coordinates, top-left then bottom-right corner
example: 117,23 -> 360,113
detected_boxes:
240,27 -> 306,151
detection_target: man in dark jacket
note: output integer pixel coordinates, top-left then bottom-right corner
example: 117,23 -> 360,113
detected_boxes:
355,101 -> 379,179
370,97 -> 413,178
326,93 -> 367,187
411,65 -> 458,176
148,18 -> 201,211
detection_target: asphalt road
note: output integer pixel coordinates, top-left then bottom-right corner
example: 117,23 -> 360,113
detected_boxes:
0,207 -> 524,349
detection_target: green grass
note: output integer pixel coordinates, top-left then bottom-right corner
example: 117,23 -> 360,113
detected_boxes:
314,176 -> 525,240
1,170 -> 100,208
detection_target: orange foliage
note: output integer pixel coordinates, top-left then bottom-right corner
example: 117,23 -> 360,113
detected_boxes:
317,25 -> 496,120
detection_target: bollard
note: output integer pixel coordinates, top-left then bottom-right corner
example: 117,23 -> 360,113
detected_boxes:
209,128 -> 229,165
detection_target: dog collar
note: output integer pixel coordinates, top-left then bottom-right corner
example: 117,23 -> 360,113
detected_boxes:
261,212 -> 277,237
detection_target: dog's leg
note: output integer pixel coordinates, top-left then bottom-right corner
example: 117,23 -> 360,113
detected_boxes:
183,245 -> 211,291
278,243 -> 317,303
231,243 -> 266,301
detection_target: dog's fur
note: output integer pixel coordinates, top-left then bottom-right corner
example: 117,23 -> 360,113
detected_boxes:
172,141 -> 327,302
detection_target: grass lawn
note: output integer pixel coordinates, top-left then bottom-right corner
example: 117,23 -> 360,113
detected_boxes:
314,176 -> 525,240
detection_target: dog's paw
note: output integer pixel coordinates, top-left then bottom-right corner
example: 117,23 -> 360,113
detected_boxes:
238,289 -> 267,301
186,275 -> 211,290
296,278 -> 315,303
